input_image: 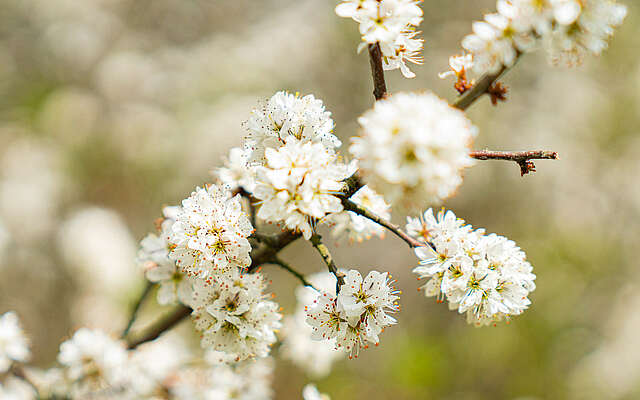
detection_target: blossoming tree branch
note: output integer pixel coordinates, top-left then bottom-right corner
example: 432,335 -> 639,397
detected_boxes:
0,0 -> 627,399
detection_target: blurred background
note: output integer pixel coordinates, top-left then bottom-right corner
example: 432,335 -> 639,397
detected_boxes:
0,0 -> 638,399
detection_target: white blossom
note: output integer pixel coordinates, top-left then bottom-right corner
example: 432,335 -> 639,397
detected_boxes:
168,358 -> 273,400
546,0 -> 627,66
57,328 -> 130,397
306,269 -> 399,358
243,91 -> 340,164
461,14 -> 523,75
188,273 -> 282,361
137,206 -> 194,305
454,0 -> 626,76
438,53 -> 474,80
329,185 -> 390,243
168,184 -> 254,281
303,384 -> 331,400
410,208 -> 536,326
336,0 -> 424,78
350,92 -> 477,207
253,142 -> 353,240
0,376 -> 37,400
281,272 -> 344,378
214,147 -> 257,193
0,311 -> 30,373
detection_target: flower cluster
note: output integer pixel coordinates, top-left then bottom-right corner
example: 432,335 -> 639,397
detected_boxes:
0,311 -> 30,373
336,0 -> 424,78
281,272 -> 344,378
57,328 -> 130,397
305,269 -> 399,358
168,184 -> 254,281
329,185 -> 391,242
187,272 -> 282,361
350,92 -> 477,207
408,208 -> 536,326
254,141 -> 353,240
168,357 -> 273,400
243,91 -> 340,164
447,0 -> 627,81
137,206 -> 194,305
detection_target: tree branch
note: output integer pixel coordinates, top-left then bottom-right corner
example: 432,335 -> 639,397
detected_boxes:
121,281 -> 153,338
453,54 -> 521,110
310,234 -> 345,293
269,257 -> 318,291
126,305 -> 191,349
341,198 -> 425,248
368,42 -> 388,101
470,150 -> 559,176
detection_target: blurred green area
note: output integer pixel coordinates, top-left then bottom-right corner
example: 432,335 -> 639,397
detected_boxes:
0,0 -> 638,399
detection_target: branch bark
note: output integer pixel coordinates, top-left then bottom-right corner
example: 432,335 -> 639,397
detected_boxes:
470,150 -> 559,176
310,234 -> 345,292
126,305 -> 191,349
368,43 -> 388,101
270,257 -> 318,291
453,54 -> 521,110
121,281 -> 153,338
341,198 -> 425,248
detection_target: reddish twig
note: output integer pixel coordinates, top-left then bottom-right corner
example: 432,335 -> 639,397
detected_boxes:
368,42 -> 388,101
470,150 -> 559,176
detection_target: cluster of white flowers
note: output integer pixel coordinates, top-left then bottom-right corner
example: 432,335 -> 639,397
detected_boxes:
168,184 -> 254,281
449,0 -> 627,79
329,185 -> 391,243
57,328 -> 130,397
215,147 -> 256,193
168,357 -> 273,400
408,208 -> 536,326
0,311 -> 30,373
306,269 -> 399,358
253,142 -> 353,240
350,92 -> 477,207
336,0 -> 424,78
281,272 -> 344,378
187,272 -> 282,361
137,206 -> 194,305
244,91 -> 340,164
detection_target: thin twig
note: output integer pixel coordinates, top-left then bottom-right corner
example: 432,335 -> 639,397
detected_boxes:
453,54 -> 520,110
368,42 -> 388,101
126,305 -> 191,349
341,198 -> 425,248
470,150 -> 559,176
269,257 -> 318,291
309,234 -> 345,293
121,281 -> 153,338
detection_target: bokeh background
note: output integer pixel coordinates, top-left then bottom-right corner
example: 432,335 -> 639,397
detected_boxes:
0,0 -> 638,399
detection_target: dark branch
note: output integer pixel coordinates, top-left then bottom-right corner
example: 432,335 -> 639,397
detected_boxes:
453,53 -> 521,110
269,257 -> 318,291
368,43 -> 388,101
310,234 -> 345,293
341,198 -> 425,248
126,305 -> 191,349
470,150 -> 559,176
121,281 -> 153,338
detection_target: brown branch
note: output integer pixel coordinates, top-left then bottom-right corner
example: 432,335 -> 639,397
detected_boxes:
368,42 -> 388,101
269,257 -> 318,291
310,234 -> 345,293
121,281 -> 153,338
470,150 -> 559,176
341,198 -> 425,248
453,53 -> 521,110
126,305 -> 191,349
